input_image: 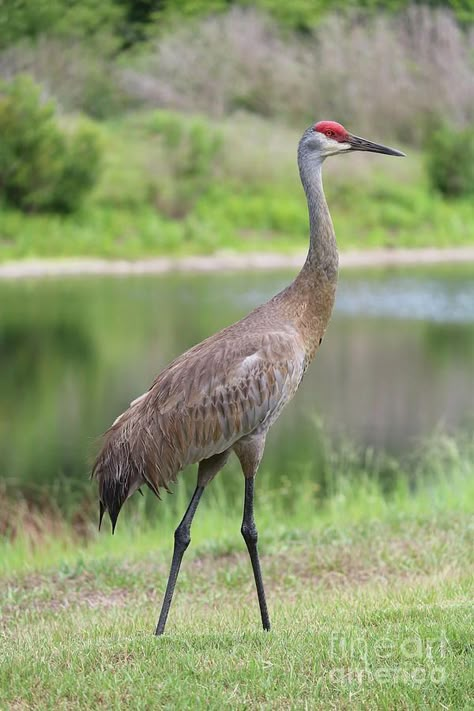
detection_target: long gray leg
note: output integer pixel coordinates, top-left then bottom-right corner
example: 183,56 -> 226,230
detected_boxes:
234,435 -> 270,631
155,484 -> 204,636
241,476 -> 271,631
155,450 -> 230,636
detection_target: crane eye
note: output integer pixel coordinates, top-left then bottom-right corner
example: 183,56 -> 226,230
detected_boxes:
326,130 -> 335,137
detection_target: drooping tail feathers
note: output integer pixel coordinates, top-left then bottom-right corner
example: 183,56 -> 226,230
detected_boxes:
93,435 -> 139,534
92,406 -> 163,534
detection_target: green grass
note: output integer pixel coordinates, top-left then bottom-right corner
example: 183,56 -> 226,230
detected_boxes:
1,435 -> 473,708
1,112 -> 473,262
1,516 -> 472,708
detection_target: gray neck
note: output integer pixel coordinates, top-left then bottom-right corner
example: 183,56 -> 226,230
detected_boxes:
298,150 -> 338,282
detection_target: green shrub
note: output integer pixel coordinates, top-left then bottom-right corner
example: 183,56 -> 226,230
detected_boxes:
148,110 -> 222,218
80,69 -> 130,120
0,75 -> 101,212
426,125 -> 474,197
50,122 -> 102,212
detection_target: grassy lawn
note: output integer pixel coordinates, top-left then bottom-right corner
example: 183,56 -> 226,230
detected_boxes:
1,516 -> 473,709
1,112 -> 473,263
1,436 -> 473,708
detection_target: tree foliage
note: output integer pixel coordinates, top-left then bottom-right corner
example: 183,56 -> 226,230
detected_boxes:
0,75 -> 101,212
426,125 -> 474,197
0,0 -> 470,50
148,110 -> 222,218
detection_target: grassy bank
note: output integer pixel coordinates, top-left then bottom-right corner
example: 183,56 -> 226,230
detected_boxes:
1,435 -> 473,707
1,112 -> 473,263
1,516 -> 472,708
2,433 -> 473,575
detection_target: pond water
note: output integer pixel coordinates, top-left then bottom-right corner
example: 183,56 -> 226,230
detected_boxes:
0,265 -> 473,509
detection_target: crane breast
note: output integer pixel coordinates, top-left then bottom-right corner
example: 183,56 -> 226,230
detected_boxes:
95,323 -> 307,504
108,328 -> 305,494
176,350 -> 303,467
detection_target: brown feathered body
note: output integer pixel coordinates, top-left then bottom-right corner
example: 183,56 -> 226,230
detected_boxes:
93,131 -> 339,529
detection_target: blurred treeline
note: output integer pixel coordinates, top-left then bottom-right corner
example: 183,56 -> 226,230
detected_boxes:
0,1 -> 473,253
1,1 -> 472,134
2,1 -> 471,48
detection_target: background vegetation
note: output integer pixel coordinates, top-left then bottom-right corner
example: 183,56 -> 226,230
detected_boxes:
1,4 -> 473,707
0,1 -> 473,260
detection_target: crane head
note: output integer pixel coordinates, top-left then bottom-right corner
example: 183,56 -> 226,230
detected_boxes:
301,120 -> 405,160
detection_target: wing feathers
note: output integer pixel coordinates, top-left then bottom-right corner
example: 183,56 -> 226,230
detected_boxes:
95,327 -> 305,500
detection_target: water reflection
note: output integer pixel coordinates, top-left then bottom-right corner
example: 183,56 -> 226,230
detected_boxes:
0,266 -> 472,506
336,272 -> 474,323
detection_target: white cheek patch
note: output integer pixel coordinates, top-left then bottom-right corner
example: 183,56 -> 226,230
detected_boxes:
321,135 -> 351,154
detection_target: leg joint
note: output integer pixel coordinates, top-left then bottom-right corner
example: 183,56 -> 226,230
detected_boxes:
241,521 -> 258,545
174,524 -> 191,549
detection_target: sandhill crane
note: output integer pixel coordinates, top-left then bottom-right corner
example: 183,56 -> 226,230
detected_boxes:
93,121 -> 404,635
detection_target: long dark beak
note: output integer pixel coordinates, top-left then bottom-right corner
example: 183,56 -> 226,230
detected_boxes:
348,134 -> 405,157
